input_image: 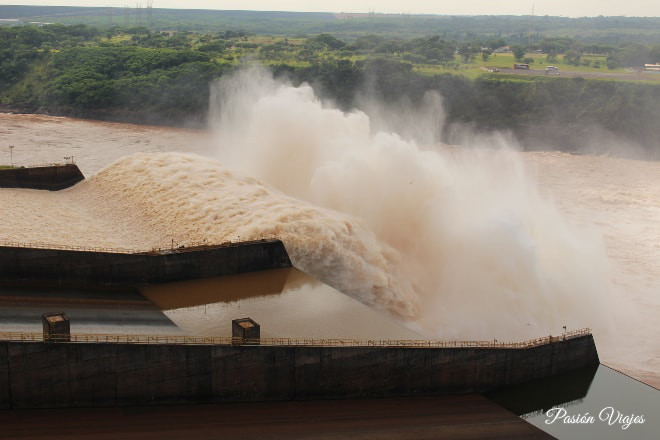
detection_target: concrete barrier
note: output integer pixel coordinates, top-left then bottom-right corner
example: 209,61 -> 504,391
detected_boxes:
0,164 -> 84,190
0,334 -> 599,408
0,241 -> 292,290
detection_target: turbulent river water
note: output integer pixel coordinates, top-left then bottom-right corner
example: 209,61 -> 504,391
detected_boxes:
0,80 -> 658,389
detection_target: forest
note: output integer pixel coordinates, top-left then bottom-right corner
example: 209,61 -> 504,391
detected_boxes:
3,6 -> 660,43
0,21 -> 659,154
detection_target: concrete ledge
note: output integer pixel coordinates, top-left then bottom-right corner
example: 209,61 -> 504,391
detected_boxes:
0,164 -> 84,190
0,335 -> 599,408
0,240 -> 292,290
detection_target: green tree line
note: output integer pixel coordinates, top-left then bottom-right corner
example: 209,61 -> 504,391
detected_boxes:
279,58 -> 659,152
1,24 -> 658,154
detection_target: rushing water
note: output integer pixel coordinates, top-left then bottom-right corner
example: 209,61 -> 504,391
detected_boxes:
0,94 -> 658,389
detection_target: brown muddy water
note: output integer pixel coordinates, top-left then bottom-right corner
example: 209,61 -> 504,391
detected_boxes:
0,112 -> 658,390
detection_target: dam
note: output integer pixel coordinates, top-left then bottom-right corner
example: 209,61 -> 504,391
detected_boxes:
0,240 -> 292,290
0,75 -> 657,437
0,163 -> 84,190
0,241 -> 600,409
0,329 -> 598,409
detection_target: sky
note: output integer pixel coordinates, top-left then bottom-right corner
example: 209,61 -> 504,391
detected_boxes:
3,1 -> 660,18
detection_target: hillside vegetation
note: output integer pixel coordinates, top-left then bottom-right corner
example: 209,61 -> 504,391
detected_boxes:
0,23 -> 658,154
3,6 -> 660,44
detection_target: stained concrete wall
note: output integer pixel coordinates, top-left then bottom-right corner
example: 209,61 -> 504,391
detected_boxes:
0,240 -> 292,290
0,335 -> 599,408
0,164 -> 84,190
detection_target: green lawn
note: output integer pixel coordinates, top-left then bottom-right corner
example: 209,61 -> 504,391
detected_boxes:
483,52 -> 626,73
413,52 -> 638,80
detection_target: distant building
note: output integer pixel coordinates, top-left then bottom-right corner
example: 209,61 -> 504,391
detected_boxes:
644,64 -> 660,72
0,19 -> 23,26
493,46 -> 511,53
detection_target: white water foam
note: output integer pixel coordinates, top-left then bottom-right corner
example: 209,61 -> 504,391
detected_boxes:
3,73 -> 658,385
208,68 -> 613,340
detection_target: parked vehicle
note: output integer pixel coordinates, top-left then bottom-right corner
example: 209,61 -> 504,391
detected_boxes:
545,65 -> 560,75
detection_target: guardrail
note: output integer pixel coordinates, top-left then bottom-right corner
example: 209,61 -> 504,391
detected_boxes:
0,162 -> 75,169
0,237 -> 277,255
0,240 -> 140,255
0,328 -> 591,349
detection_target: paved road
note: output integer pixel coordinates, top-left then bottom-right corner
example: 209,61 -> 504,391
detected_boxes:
493,67 -> 660,81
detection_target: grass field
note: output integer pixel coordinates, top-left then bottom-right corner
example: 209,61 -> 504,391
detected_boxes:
413,52 -> 638,80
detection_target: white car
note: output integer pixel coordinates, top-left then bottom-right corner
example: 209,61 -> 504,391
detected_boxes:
545,66 -> 560,75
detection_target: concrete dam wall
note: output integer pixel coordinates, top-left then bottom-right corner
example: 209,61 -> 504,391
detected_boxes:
0,164 -> 84,190
0,335 -> 599,408
0,240 -> 292,290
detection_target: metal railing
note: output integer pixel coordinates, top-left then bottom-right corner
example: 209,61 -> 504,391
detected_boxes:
1,162 -> 75,169
0,240 -> 141,254
0,328 -> 591,349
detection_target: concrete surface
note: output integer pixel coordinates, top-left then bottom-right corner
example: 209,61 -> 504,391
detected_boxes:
0,240 -> 292,290
0,164 -> 84,190
0,335 -> 599,408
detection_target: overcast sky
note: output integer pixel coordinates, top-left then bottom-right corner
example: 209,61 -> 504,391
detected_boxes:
4,1 -> 660,18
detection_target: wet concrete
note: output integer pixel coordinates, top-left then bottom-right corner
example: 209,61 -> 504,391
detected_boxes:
0,164 -> 84,190
0,240 -> 292,290
0,335 -> 599,409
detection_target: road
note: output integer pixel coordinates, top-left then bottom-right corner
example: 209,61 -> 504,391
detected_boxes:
491,67 -> 660,81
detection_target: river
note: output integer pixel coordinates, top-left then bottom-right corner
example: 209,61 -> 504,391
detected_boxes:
0,110 -> 657,389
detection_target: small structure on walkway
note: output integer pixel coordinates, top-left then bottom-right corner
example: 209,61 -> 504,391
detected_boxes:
232,317 -> 260,344
42,312 -> 70,342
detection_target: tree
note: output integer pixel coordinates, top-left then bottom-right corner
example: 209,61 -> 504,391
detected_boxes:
458,42 -> 478,63
311,34 -> 345,50
563,49 -> 582,66
611,43 -> 653,68
417,36 -> 455,64
511,45 -> 526,61
353,34 -> 384,51
540,38 -> 574,55
485,38 -> 506,52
